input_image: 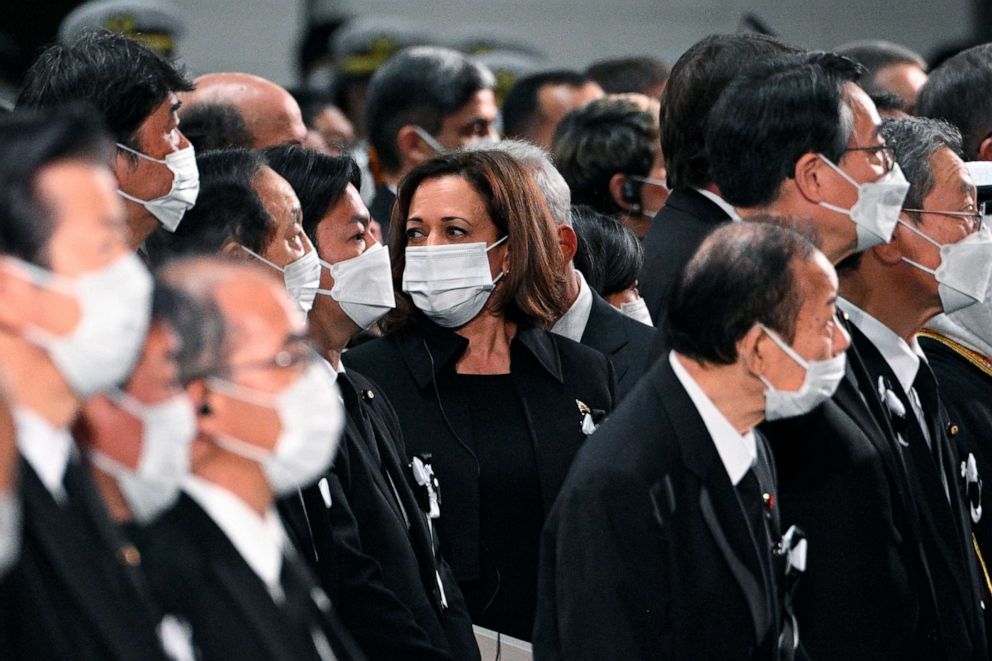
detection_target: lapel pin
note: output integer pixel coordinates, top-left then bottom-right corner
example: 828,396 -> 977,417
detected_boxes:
117,544 -> 141,568
762,492 -> 775,511
361,389 -> 375,402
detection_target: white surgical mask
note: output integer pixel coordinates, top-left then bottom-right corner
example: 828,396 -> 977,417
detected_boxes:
116,144 -> 199,232
240,246 -> 322,312
817,155 -> 910,250
899,222 -> 992,314
88,390 -> 197,523
316,242 -> 396,329
757,323 -> 847,421
16,253 -> 152,398
206,360 -> 343,496
403,236 -> 508,328
619,297 -> 653,326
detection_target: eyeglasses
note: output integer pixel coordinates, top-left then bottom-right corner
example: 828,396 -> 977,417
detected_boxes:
902,202 -> 989,233
221,337 -> 318,376
843,144 -> 897,173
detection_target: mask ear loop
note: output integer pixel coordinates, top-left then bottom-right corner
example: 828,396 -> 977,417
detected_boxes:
896,219 -> 943,274
238,245 -> 286,273
816,153 -> 863,215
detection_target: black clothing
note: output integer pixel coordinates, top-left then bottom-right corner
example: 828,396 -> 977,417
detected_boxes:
638,189 -> 732,338
580,291 -> 657,399
369,185 -> 397,240
853,326 -> 987,660
760,334 -> 941,661
534,358 -> 791,660
279,369 -> 478,661
455,373 -> 541,640
343,315 -> 616,639
0,458 -> 169,661
137,493 -> 364,661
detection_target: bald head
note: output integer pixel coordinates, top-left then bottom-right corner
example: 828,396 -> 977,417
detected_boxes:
183,73 -> 307,149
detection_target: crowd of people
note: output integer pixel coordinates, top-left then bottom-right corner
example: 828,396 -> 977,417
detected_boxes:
2,9 -> 992,661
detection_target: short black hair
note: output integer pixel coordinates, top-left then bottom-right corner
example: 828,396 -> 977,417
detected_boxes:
262,145 -> 361,249
834,40 -> 926,78
150,278 -> 225,384
144,149 -> 271,267
0,105 -> 111,266
571,205 -> 642,297
585,56 -> 670,95
17,32 -> 193,149
662,33 -> 796,191
869,89 -> 906,114
706,52 -> 864,208
667,221 -> 817,364
551,97 -> 658,215
365,46 -> 494,173
179,103 -> 252,151
501,69 -> 593,140
916,44 -> 992,160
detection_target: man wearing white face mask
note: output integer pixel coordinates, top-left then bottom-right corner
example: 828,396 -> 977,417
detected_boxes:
0,108 -> 172,660
266,145 -> 479,661
18,32 -> 199,248
536,222 -> 842,660
135,257 -> 362,661
706,52 -> 947,660
838,117 -> 991,660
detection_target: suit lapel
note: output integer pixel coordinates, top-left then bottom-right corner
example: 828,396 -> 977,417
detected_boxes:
580,293 -> 630,383
344,406 -> 408,528
654,360 -> 771,644
663,188 -> 733,224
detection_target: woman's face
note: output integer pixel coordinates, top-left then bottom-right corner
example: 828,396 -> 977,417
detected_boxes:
405,175 -> 508,280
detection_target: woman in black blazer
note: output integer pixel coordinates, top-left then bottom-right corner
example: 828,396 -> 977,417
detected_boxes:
344,151 -> 616,641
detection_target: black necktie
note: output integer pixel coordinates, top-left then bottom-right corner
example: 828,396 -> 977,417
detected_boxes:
911,362 -> 950,498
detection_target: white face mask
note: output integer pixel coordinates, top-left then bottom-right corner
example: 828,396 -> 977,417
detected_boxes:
899,222 -> 992,314
116,144 -> 199,232
15,253 -> 152,398
757,323 -> 848,421
240,246 -> 322,312
402,236 -> 507,328
88,390 -> 197,523
618,297 -> 653,326
206,360 -> 343,496
817,155 -> 911,250
316,242 -> 396,329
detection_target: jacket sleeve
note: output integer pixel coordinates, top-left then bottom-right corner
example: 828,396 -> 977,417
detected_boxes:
533,466 -> 670,660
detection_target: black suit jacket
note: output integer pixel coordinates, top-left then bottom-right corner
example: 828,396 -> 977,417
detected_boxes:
853,326 -> 987,660
279,368 -> 479,661
342,316 -> 616,584
579,291 -> 657,399
370,185 -> 397,241
921,332 -> 992,650
137,493 -> 364,661
638,189 -> 732,335
760,336 -> 942,660
0,458 -> 168,661
534,357 -> 785,660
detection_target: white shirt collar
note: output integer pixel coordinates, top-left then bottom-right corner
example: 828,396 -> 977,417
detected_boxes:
14,406 -> 72,502
839,298 -> 926,395
669,352 -> 756,485
183,475 -> 288,601
551,270 -> 594,343
693,187 -> 742,222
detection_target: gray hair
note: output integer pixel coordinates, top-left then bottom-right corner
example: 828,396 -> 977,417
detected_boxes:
463,138 -> 572,226
879,117 -> 963,215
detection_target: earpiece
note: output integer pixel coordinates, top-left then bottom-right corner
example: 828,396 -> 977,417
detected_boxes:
198,402 -> 212,416
622,179 -> 640,205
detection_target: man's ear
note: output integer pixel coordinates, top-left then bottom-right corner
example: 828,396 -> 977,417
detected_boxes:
396,125 -> 433,170
737,324 -> 768,376
557,224 -> 578,263
794,152 -> 829,204
979,134 -> 992,162
220,241 -> 247,259
609,173 -> 637,212
871,217 -> 910,265
0,262 -> 37,334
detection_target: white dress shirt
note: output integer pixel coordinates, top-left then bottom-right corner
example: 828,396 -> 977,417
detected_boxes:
14,406 -> 72,503
551,270 -> 594,343
694,187 -> 743,222
183,475 -> 290,603
839,299 -> 932,446
670,352 -> 757,485
0,490 -> 20,577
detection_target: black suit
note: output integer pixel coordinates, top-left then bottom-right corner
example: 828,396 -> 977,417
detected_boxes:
343,316 -> 616,636
369,185 -> 397,241
0,458 -> 169,661
578,291 -> 657,399
137,493 -> 364,661
852,326 -> 987,660
279,368 -> 479,661
638,189 -> 732,334
760,333 -> 941,660
535,357 -> 790,660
